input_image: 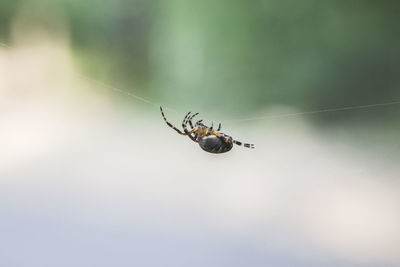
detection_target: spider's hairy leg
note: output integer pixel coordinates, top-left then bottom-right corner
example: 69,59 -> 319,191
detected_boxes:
188,112 -> 199,129
160,106 -> 185,135
217,123 -> 222,131
185,115 -> 200,135
186,113 -> 200,141
182,111 -> 191,131
205,122 -> 213,135
233,140 -> 255,149
182,112 -> 197,142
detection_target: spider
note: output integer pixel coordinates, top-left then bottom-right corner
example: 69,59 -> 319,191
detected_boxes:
160,107 -> 255,153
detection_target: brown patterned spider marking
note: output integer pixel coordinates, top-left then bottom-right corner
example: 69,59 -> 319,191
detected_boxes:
160,107 -> 255,153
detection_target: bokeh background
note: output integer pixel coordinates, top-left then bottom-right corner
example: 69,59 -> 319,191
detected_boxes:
1,0 -> 400,266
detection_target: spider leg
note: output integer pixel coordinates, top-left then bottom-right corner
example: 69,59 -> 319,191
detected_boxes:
182,112 -> 198,142
233,140 -> 255,149
186,115 -> 201,141
217,123 -> 221,131
188,112 -> 199,129
160,106 -> 185,135
185,114 -> 200,141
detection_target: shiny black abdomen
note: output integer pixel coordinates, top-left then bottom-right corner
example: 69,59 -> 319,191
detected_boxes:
198,135 -> 233,154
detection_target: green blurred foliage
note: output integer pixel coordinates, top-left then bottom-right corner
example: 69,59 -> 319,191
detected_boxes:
1,0 -> 400,121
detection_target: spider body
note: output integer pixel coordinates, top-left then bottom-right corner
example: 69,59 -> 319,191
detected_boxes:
160,107 -> 254,153
198,135 -> 233,153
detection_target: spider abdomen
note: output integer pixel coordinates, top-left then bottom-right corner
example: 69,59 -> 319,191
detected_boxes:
198,135 -> 233,154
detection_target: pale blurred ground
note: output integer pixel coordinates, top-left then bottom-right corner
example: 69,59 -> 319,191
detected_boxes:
1,39 -> 400,267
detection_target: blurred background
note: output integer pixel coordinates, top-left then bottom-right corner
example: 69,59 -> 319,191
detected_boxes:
1,0 -> 400,266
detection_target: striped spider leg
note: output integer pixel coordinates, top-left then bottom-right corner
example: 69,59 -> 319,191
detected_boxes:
187,112 -> 199,129
186,112 -> 200,141
206,121 -> 222,133
182,111 -> 197,142
160,107 -> 197,142
187,113 -> 222,135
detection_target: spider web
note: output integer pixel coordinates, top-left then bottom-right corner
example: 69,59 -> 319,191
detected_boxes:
2,41 -> 400,122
